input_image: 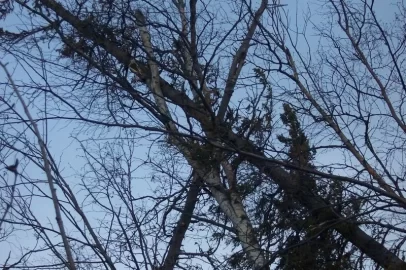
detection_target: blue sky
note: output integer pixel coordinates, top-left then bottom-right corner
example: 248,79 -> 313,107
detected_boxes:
0,0 -> 403,269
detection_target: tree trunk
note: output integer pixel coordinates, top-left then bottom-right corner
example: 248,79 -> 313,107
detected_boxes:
195,167 -> 269,270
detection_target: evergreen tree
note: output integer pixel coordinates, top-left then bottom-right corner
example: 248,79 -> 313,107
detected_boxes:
258,104 -> 357,269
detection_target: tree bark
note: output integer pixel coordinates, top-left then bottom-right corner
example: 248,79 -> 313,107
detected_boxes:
161,175 -> 202,270
196,169 -> 269,270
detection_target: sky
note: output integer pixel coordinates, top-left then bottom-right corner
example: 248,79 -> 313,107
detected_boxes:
0,0 -> 403,269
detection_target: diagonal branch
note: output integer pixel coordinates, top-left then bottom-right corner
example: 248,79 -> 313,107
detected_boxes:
134,9 -> 175,130
161,173 -> 202,270
1,62 -> 77,270
217,0 -> 269,121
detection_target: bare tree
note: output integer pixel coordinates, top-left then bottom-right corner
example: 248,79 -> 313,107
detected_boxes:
0,0 -> 405,269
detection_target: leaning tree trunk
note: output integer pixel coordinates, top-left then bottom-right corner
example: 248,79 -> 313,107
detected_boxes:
32,0 -> 406,268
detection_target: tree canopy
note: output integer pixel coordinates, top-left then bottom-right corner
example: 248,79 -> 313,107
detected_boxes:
0,0 -> 406,269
